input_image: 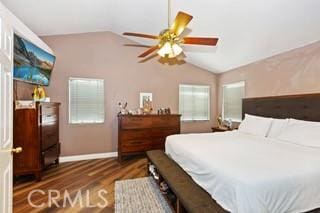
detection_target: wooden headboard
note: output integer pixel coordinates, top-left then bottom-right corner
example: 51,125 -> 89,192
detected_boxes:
242,93 -> 320,122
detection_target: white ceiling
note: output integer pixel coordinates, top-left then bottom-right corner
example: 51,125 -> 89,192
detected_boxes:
2,0 -> 320,73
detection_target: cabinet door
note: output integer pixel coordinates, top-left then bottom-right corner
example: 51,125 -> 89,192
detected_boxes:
13,109 -> 40,173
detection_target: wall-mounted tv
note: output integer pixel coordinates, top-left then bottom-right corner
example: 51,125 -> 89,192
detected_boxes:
13,34 -> 56,86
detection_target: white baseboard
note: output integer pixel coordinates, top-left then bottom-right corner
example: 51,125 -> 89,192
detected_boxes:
59,152 -> 118,163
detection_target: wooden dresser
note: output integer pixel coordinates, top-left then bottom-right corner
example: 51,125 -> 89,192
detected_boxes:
118,114 -> 181,161
13,102 -> 61,181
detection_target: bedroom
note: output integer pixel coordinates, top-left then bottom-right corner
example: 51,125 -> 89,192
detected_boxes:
0,0 -> 319,212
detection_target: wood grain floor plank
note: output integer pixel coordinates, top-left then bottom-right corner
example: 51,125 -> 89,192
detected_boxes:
13,157 -> 148,213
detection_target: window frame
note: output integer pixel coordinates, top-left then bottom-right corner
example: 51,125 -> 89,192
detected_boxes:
179,84 -> 211,122
222,81 -> 245,122
68,77 -> 105,125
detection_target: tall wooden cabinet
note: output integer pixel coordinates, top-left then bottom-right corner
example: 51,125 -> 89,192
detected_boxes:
118,114 -> 181,161
13,102 -> 61,181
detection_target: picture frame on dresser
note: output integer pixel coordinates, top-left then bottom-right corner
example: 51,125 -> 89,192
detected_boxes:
139,92 -> 152,108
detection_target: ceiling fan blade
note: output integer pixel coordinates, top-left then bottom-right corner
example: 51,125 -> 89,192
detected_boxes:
123,32 -> 159,39
182,37 -> 219,46
138,46 -> 159,58
170,11 -> 193,36
139,53 -> 158,63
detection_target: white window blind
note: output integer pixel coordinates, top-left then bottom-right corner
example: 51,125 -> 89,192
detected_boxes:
222,81 -> 245,122
69,78 -> 105,124
179,84 -> 210,121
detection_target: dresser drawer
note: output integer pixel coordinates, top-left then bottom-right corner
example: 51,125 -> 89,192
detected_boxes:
119,128 -> 177,142
41,105 -> 58,116
41,124 -> 59,151
150,138 -> 166,150
118,114 -> 181,161
42,144 -> 60,168
121,139 -> 152,153
42,135 -> 59,151
151,116 -> 180,128
120,116 -> 180,129
120,117 -> 153,129
120,129 -> 150,141
41,121 -> 58,134
121,138 -> 165,153
150,143 -> 165,150
41,114 -> 58,124
151,128 -> 179,138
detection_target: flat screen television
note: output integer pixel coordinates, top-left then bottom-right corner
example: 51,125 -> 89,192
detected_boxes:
13,34 -> 56,86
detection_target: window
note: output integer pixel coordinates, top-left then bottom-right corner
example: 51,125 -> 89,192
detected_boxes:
222,81 -> 245,122
69,78 -> 105,124
179,84 -> 210,121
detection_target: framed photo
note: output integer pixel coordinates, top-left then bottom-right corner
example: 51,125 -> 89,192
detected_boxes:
139,93 -> 152,108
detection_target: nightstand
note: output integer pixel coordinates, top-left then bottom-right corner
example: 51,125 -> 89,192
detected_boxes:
211,126 -> 233,133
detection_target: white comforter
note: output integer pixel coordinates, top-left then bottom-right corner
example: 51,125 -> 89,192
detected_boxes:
165,131 -> 320,213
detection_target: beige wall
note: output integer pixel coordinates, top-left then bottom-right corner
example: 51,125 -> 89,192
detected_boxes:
17,31 -> 319,157
38,31 -> 218,156
217,41 -> 320,114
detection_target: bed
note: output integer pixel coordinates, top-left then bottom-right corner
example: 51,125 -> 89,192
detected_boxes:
165,93 -> 320,213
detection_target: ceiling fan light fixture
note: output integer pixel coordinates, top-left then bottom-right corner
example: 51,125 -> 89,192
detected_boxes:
122,0 -> 219,61
157,42 -> 183,58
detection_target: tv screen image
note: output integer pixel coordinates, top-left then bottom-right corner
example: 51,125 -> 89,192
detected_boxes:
13,34 -> 56,86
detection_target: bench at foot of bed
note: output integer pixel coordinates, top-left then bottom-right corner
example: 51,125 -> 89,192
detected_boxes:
146,150 -> 227,213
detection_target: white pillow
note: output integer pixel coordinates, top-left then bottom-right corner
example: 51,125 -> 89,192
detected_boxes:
276,119 -> 320,148
267,118 -> 289,138
238,114 -> 273,137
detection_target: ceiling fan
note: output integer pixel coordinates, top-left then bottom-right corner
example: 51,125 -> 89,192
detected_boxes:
123,0 -> 219,60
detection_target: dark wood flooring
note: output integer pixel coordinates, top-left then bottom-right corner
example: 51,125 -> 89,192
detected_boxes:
13,157 -> 148,213
13,156 -> 320,213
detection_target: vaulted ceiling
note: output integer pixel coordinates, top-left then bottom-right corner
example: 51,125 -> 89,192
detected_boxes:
2,0 -> 320,73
